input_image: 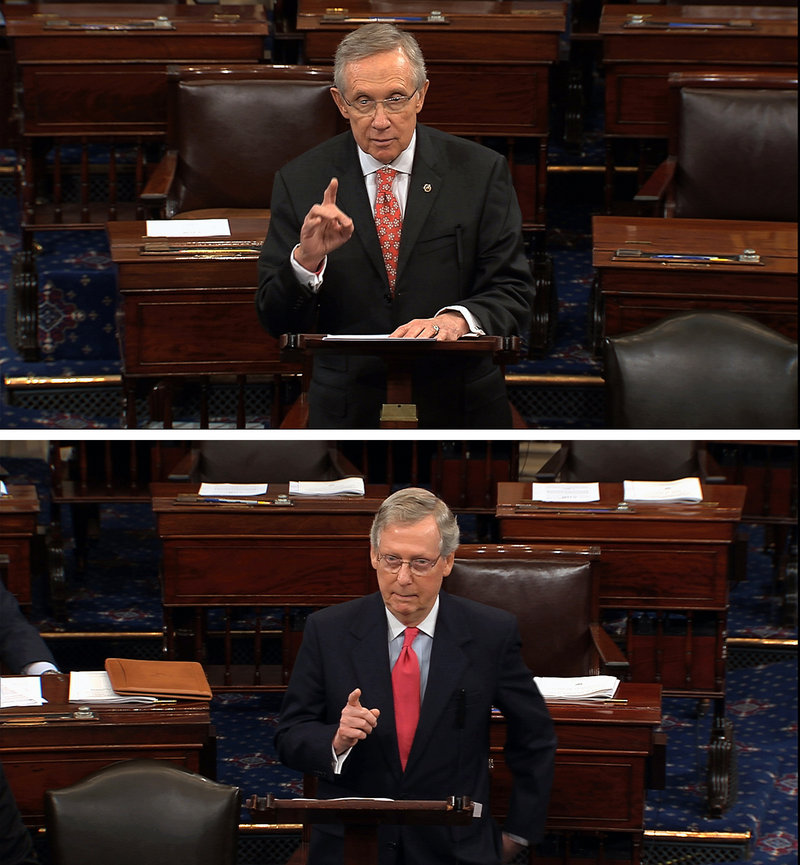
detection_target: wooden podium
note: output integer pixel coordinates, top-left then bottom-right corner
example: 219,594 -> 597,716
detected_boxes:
246,794 -> 474,864
280,333 -> 522,429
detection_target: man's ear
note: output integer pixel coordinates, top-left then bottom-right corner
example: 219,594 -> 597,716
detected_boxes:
370,545 -> 381,570
330,88 -> 351,121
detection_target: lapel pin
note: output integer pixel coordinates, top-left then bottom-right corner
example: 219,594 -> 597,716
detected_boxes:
423,183 -> 432,193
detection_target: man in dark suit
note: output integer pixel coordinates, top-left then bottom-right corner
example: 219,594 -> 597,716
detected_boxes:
256,23 -> 534,428
275,488 -> 556,864
0,580 -> 57,675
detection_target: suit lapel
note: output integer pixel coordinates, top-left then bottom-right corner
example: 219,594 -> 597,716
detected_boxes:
397,125 -> 444,281
405,593 -> 471,770
348,594 -> 400,765
331,137 -> 388,289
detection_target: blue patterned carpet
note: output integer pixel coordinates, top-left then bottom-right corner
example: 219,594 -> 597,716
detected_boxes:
3,456 -> 796,863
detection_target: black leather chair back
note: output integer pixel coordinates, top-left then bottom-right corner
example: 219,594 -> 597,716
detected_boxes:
45,759 -> 240,865
603,311 -> 798,429
168,66 -> 340,215
555,441 -> 700,483
673,81 -> 797,220
447,547 -> 599,677
195,440 -> 356,484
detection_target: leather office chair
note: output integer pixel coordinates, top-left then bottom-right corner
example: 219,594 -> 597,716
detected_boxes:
168,440 -> 361,484
446,544 -> 628,678
635,72 -> 798,220
141,64 -> 343,220
45,759 -> 240,865
603,311 -> 798,429
533,440 -> 724,484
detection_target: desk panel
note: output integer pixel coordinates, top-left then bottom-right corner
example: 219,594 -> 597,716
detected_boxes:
600,5 -> 797,137
0,673 -> 214,826
593,216 -> 798,340
491,684 -> 662,840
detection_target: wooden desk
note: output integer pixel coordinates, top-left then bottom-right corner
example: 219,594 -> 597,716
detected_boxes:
0,672 -> 214,827
4,3 -> 270,228
496,481 -> 745,815
108,218 -> 298,429
296,0 -> 567,229
600,5 -> 798,139
151,482 -> 388,689
492,683 -> 663,864
592,216 -> 799,344
0,485 -> 40,608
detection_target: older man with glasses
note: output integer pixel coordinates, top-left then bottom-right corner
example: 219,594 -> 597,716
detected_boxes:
274,487 -> 556,865
256,23 -> 534,428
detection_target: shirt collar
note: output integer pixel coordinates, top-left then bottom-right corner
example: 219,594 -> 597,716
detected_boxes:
358,129 -> 417,178
386,593 -> 439,641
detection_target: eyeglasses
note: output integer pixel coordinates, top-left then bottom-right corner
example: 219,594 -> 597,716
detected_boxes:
377,552 -> 440,576
341,90 -> 418,117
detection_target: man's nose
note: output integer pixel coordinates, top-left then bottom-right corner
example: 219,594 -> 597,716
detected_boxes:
396,563 -> 414,584
371,104 -> 391,126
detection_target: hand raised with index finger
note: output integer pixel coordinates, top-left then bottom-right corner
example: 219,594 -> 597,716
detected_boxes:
295,178 -> 354,271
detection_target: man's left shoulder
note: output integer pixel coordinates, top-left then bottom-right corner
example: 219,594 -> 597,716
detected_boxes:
441,590 -> 516,627
418,124 -> 505,166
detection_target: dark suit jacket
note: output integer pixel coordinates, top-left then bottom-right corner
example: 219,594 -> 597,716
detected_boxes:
275,591 -> 556,865
256,124 -> 535,428
0,580 -> 56,674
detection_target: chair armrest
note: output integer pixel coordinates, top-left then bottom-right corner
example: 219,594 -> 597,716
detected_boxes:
533,446 -> 568,482
589,624 -> 629,676
140,150 -> 178,204
330,448 -> 365,479
697,448 -> 727,485
634,157 -> 677,203
167,448 -> 200,482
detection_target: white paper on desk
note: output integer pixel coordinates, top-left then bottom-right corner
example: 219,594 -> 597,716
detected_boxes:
0,676 -> 47,708
623,477 -> 703,504
289,478 -> 366,497
322,334 -> 434,342
529,482 -> 600,503
0,480 -> 8,495
68,670 -> 158,704
199,483 -> 268,497
534,675 -> 620,700
146,218 -> 231,238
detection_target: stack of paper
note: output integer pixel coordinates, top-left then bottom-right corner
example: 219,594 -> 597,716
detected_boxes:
68,670 -> 158,704
529,482 -> 600,503
623,477 -> 703,504
0,676 -> 46,708
533,675 -> 620,700
289,478 -> 366,496
199,482 -> 268,497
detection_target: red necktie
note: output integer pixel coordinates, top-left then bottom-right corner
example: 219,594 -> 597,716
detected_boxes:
392,626 -> 420,770
375,166 -> 403,293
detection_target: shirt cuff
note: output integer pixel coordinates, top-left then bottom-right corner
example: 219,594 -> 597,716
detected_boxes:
23,661 -> 59,676
291,244 -> 326,292
332,744 -> 353,774
436,305 -> 485,335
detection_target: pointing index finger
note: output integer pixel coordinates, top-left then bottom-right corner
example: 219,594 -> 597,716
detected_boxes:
323,178 -> 339,207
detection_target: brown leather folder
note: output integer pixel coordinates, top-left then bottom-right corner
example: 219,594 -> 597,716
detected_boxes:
105,658 -> 212,700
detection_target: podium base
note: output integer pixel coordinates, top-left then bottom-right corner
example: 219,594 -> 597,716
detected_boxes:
380,403 -> 418,428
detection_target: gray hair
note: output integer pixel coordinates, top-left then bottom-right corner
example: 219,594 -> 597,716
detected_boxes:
370,487 -> 460,556
333,23 -> 428,94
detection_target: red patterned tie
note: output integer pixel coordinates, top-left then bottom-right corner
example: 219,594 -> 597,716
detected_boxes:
375,166 -> 403,292
392,626 -> 420,770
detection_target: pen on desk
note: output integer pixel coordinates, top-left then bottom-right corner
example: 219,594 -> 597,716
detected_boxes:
199,497 -> 275,505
